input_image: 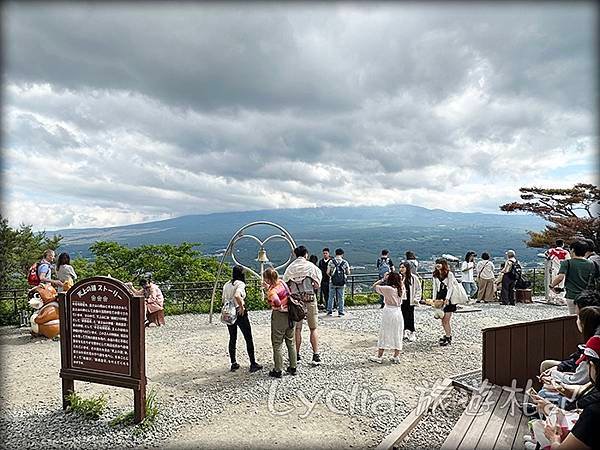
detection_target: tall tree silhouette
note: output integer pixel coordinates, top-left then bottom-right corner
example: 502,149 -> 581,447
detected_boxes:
500,183 -> 599,249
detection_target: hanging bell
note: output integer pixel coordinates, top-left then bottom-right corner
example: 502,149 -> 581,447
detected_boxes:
257,248 -> 269,263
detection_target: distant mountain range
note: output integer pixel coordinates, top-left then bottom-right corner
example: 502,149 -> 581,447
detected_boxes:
55,204 -> 547,271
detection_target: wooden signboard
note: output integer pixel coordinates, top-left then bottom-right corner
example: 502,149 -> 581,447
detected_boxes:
59,276 -> 146,422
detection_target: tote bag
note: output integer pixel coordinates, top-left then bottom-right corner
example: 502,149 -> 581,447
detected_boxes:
449,276 -> 469,305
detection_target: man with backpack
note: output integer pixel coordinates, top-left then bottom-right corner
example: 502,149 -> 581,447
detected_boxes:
499,250 -> 519,305
376,249 -> 394,308
283,246 -> 322,366
550,240 -> 596,314
29,249 -> 63,289
327,248 -> 351,317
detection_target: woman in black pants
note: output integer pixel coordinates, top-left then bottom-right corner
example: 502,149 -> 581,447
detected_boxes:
222,266 -> 263,373
399,261 -> 422,342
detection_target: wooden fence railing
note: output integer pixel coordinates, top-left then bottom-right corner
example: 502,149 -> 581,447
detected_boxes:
482,315 -> 580,388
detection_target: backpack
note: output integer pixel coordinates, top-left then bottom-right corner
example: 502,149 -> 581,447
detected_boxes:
27,263 -> 40,286
284,281 -> 307,323
511,260 -> 532,289
330,259 -> 347,286
509,260 -> 522,279
585,260 -> 600,292
378,259 -> 391,279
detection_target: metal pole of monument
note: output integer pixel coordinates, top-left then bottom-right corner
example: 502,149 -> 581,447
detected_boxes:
544,258 -> 551,301
209,221 -> 297,324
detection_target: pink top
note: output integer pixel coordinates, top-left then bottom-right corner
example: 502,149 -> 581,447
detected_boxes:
144,283 -> 164,313
375,285 -> 402,307
267,280 -> 289,312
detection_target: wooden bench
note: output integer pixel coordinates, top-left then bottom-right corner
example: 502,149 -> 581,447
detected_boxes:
441,385 -> 529,450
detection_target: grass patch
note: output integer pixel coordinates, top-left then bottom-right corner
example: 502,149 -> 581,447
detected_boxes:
109,388 -> 159,435
346,292 -> 380,306
65,392 -> 107,420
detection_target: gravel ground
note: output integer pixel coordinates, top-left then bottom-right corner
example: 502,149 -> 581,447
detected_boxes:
0,300 -> 565,449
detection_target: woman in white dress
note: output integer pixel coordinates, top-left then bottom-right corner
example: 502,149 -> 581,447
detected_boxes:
370,271 -> 404,364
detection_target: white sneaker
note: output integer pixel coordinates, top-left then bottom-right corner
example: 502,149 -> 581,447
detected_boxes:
391,356 -> 401,364
369,355 -> 383,364
403,330 -> 410,340
408,332 -> 417,342
523,435 -> 534,443
524,442 -> 536,450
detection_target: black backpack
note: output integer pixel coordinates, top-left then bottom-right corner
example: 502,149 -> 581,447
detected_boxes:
509,260 -> 522,279
511,260 -> 531,289
331,259 -> 347,286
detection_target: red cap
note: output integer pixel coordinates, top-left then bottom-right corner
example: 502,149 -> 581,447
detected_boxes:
576,335 -> 600,365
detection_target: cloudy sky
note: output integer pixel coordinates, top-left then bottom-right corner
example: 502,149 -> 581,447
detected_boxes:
2,2 -> 598,231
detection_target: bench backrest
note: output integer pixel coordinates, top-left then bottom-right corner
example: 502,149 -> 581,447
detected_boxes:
482,315 -> 580,388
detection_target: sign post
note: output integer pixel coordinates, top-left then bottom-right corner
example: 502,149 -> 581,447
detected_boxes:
59,276 -> 146,423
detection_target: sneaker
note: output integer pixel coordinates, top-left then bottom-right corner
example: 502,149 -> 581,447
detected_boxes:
523,434 -> 535,443
286,366 -> 297,376
297,353 -> 301,361
439,336 -> 452,347
408,332 -> 417,342
391,356 -> 401,364
326,312 -> 333,316
524,442 -> 537,450
369,355 -> 383,364
338,312 -> 345,317
403,330 -> 410,340
230,362 -> 240,372
268,369 -> 282,378
380,304 -> 385,309
438,335 -> 447,344
249,363 -> 263,373
311,353 -> 321,366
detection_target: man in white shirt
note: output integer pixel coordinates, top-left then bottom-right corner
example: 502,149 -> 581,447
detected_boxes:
283,246 -> 322,366
460,251 -> 477,299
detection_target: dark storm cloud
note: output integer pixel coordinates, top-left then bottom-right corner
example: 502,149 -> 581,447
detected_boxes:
2,2 -> 597,228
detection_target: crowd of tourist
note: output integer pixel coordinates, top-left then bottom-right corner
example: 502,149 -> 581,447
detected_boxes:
217,237 -> 599,378
28,236 -> 600,447
31,249 -> 166,329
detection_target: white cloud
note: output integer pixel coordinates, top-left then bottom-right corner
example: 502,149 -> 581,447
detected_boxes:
1,3 -> 597,231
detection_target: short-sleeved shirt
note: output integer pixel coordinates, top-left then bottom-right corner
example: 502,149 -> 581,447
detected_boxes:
558,258 -> 595,299
57,264 -> 77,282
37,259 -> 52,281
327,258 -> 350,286
570,401 -> 600,449
375,284 -> 402,307
461,261 -> 475,282
267,280 -> 288,312
406,259 -> 419,274
222,280 -> 246,305
476,260 -> 495,280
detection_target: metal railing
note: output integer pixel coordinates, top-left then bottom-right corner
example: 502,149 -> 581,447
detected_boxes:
0,267 -> 544,326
